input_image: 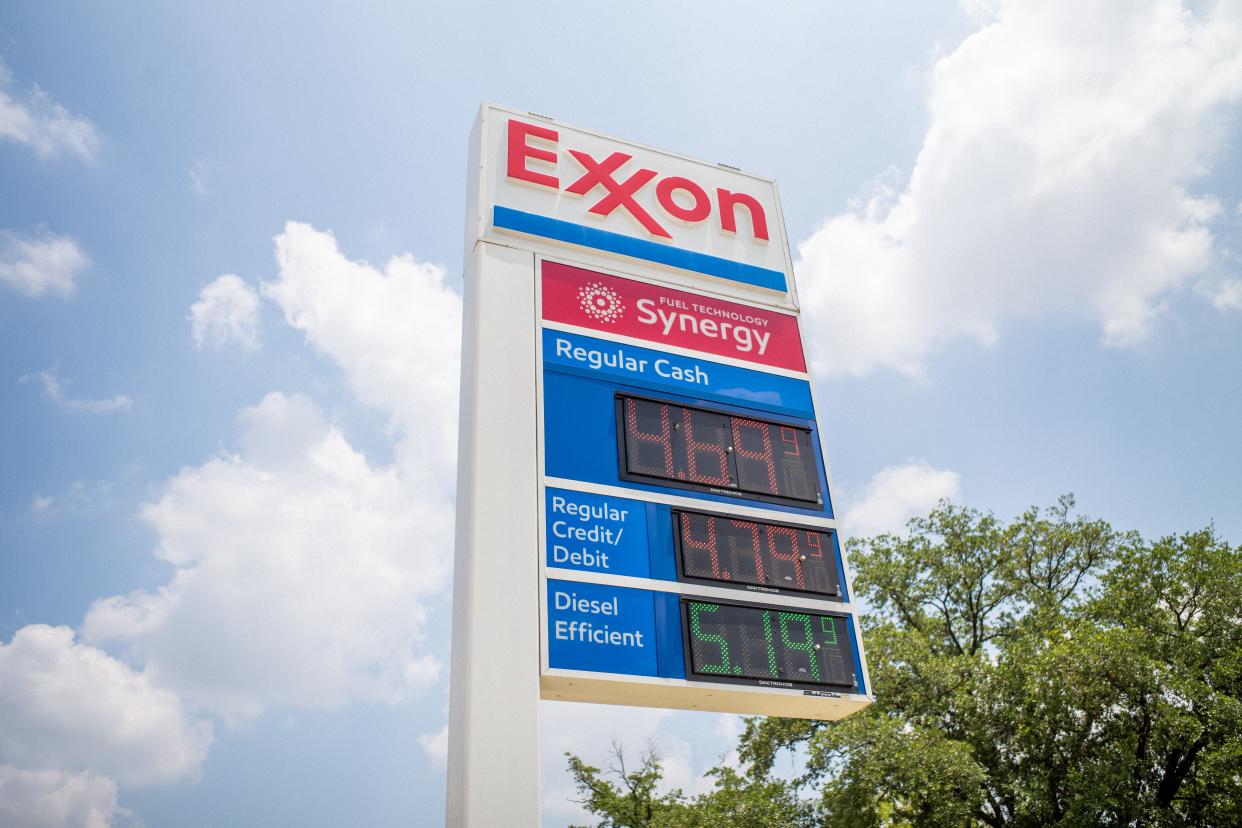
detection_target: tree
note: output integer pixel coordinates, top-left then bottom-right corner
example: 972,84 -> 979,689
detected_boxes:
567,497 -> 1242,827
565,741 -> 812,827
565,741 -> 684,828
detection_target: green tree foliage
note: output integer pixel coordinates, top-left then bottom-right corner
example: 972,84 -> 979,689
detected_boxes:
567,497 -> 1242,827
566,741 -> 813,828
566,742 -> 681,828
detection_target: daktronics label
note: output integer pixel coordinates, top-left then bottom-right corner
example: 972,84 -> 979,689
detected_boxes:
542,261 -> 806,372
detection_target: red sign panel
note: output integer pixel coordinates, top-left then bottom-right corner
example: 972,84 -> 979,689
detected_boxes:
541,261 -> 806,372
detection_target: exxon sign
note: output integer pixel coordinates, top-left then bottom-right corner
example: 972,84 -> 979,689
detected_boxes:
465,104 -> 795,300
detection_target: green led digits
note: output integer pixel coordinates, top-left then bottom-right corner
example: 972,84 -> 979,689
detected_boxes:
819,615 -> 838,646
689,602 -> 733,674
778,612 -> 821,681
682,599 -> 856,689
762,610 -> 779,677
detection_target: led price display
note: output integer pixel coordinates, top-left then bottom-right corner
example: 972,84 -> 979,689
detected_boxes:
675,510 -> 840,597
617,395 -> 821,507
683,599 -> 856,689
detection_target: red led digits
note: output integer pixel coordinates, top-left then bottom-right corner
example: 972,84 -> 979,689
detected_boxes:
680,513 -> 721,578
766,525 -> 805,590
681,409 -> 732,486
805,530 -> 824,558
779,427 -> 800,454
625,398 -> 674,477
731,418 -> 778,493
728,518 -> 765,584
618,394 -> 821,507
774,426 -> 818,503
675,510 -> 840,598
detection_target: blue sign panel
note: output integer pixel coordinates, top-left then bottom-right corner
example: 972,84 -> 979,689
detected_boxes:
542,369 -> 834,519
546,488 -> 650,578
547,579 -> 659,677
535,266 -> 866,708
543,329 -> 814,418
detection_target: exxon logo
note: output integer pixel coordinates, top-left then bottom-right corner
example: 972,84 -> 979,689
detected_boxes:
506,119 -> 770,244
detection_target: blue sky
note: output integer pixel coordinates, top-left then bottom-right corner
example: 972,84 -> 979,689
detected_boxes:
2,1 -> 1240,825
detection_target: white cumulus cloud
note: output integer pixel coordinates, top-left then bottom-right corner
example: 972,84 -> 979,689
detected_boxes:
6,226 -> 464,823
262,222 -> 462,486
0,625 -> 211,788
0,62 -> 100,161
843,462 -> 962,538
83,392 -> 451,721
189,274 -> 261,351
0,229 -> 89,299
798,0 -> 1242,378
0,767 -> 123,828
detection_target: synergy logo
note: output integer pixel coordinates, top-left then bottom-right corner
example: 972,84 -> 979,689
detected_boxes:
543,261 -> 807,373
578,282 -> 625,324
632,297 -> 770,355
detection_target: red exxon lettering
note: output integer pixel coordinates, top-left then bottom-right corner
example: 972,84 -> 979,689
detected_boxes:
566,150 -> 671,238
656,176 -> 711,224
507,119 -> 559,189
717,188 -> 769,242
503,119 -> 773,244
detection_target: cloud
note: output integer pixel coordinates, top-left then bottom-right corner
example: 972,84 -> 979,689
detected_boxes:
262,222 -> 462,486
0,62 -> 100,161
0,767 -> 123,828
20,371 -> 132,414
7,227 -> 463,822
83,392 -> 451,721
843,461 -> 962,538
1203,277 -> 1242,310
0,625 -> 211,788
418,724 -> 448,766
189,274 -> 261,351
0,229 -> 89,299
797,0 -> 1242,378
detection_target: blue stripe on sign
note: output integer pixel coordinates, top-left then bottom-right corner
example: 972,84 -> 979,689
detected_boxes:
847,616 -> 866,695
493,205 -> 788,293
653,592 -> 686,680
542,329 -> 815,419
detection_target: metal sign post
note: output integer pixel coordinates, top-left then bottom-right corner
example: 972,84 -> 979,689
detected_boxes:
446,242 -> 540,825
447,104 -> 872,827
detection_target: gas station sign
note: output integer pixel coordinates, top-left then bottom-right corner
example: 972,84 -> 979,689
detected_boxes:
537,254 -> 868,714
448,103 -> 872,825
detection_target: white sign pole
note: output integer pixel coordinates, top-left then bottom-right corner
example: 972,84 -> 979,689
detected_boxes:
445,240 -> 541,826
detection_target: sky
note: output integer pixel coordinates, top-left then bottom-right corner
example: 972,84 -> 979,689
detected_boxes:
1,1 -> 1240,825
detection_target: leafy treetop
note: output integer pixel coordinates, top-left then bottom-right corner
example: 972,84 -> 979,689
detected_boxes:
567,497 -> 1242,827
